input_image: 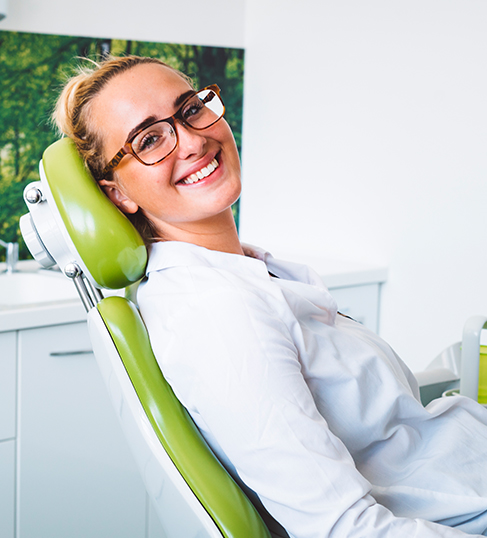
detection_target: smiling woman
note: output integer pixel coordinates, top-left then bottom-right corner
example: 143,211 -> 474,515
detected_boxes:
53,56 -> 241,251
52,55 -> 487,538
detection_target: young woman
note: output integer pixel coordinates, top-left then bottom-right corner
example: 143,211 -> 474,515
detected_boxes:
54,55 -> 487,538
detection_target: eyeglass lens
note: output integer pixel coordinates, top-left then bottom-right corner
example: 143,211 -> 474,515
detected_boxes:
132,88 -> 224,165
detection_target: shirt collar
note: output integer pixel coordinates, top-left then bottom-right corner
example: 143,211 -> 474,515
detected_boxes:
146,241 -> 272,281
146,241 -> 327,290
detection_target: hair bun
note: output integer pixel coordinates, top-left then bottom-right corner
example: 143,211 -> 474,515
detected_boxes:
52,72 -> 89,138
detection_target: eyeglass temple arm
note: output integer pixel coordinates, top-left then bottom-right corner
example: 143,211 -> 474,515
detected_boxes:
202,92 -> 215,104
202,85 -> 220,104
101,146 -> 130,178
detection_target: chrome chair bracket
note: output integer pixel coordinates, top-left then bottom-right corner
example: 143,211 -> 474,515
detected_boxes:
64,263 -> 104,312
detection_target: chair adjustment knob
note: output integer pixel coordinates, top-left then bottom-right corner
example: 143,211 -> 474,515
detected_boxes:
25,187 -> 43,205
64,263 -> 81,279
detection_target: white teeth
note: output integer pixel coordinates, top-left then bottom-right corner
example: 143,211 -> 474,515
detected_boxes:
181,158 -> 219,185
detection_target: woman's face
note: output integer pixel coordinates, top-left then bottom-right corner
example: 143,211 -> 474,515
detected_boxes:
90,63 -> 241,240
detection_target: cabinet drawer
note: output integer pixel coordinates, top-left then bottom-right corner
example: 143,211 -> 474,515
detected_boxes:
0,332 -> 16,441
329,283 -> 381,333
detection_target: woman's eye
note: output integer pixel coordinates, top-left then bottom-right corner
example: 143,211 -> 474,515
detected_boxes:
136,132 -> 161,153
182,100 -> 204,121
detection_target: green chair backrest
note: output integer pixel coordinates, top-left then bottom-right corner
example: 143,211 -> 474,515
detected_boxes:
41,138 -> 271,538
98,296 -> 271,538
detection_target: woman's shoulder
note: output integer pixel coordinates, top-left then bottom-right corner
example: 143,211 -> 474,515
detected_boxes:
137,243 -> 295,365
138,241 -> 281,317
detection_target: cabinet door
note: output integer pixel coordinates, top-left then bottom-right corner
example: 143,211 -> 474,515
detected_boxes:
0,331 -> 16,441
18,322 -> 147,538
0,439 -> 15,538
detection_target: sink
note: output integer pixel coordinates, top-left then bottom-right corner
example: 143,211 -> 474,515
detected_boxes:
0,270 -> 80,307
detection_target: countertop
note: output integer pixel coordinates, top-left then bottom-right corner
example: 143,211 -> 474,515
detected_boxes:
0,261 -> 85,333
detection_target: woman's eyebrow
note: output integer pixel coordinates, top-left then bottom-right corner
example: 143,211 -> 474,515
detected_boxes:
126,115 -> 158,143
124,89 -> 196,143
174,89 -> 196,108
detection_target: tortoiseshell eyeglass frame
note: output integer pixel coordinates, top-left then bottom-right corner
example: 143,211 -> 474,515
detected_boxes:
100,84 -> 224,179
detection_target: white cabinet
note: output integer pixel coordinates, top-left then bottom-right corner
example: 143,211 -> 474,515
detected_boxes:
0,331 -> 16,538
0,331 -> 16,440
17,321 -> 149,538
0,440 -> 15,538
329,283 -> 382,333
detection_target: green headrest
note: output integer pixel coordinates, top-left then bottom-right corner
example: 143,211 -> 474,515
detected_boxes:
42,138 -> 147,289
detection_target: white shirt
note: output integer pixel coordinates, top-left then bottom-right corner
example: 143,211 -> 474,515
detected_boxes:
138,241 -> 487,538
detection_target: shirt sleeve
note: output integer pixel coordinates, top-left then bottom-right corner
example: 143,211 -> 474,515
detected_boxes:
140,280 -> 481,538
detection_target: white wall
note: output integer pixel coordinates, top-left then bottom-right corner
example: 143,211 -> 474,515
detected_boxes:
0,0 -> 245,48
241,0 -> 487,371
2,0 -> 486,371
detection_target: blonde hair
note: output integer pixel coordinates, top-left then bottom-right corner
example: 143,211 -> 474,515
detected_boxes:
53,55 -> 193,243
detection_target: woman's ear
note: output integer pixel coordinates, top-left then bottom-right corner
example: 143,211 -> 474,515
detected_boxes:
98,180 -> 139,214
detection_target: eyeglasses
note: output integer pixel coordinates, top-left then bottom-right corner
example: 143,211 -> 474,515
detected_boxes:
101,84 -> 225,178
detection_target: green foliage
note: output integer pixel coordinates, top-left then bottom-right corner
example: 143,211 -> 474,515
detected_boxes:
0,31 -> 244,261
0,31 -> 106,259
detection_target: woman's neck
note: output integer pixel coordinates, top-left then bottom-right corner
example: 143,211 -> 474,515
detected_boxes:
154,208 -> 244,255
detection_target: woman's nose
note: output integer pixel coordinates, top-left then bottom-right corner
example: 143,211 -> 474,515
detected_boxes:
174,121 -> 206,160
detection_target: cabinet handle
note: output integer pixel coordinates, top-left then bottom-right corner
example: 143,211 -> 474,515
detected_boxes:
50,350 -> 93,357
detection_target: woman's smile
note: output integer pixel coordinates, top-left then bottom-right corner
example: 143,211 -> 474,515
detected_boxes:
177,153 -> 220,186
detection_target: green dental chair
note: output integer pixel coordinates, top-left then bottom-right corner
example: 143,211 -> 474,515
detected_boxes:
20,138 -> 273,538
19,139 -> 487,537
